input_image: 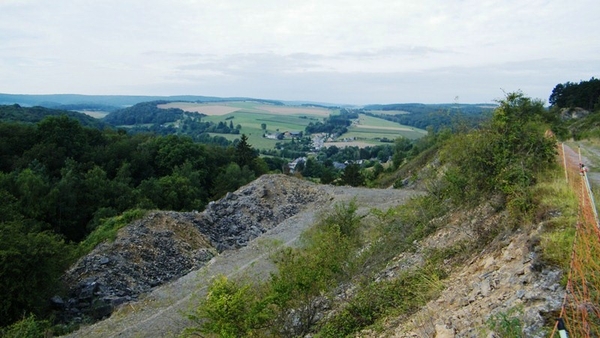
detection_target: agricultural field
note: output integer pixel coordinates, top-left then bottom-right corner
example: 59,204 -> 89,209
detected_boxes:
159,102 -> 426,149
365,109 -> 411,115
347,114 -> 427,139
79,110 -> 110,118
160,101 -> 331,147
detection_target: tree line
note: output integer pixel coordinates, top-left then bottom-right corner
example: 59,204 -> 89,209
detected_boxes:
549,77 -> 600,111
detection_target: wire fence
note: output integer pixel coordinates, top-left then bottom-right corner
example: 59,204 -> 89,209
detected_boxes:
552,144 -> 600,337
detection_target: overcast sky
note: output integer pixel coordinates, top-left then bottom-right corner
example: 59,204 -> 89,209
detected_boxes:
1,0 -> 598,104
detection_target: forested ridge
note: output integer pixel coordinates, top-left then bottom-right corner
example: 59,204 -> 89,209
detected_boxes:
103,101 -> 241,142
0,104 -> 107,129
362,103 -> 495,131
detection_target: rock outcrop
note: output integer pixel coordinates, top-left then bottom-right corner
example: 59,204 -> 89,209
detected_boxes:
59,174 -> 330,323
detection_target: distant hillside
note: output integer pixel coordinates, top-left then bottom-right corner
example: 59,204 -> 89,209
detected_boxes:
103,101 -> 188,125
0,93 -> 284,112
363,103 -> 495,130
0,104 -> 108,129
102,101 -> 239,144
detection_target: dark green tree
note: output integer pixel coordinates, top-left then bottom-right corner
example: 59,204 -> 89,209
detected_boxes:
211,163 -> 255,199
341,163 -> 365,187
234,134 -> 257,168
0,190 -> 73,327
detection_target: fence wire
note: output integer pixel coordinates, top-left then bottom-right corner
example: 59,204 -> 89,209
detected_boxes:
552,144 -> 600,337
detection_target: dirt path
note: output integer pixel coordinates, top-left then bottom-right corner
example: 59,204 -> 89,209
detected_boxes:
64,186 -> 422,338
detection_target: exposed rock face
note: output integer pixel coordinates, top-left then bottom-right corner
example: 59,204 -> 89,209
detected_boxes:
560,107 -> 590,120
60,174 -> 330,323
361,204 -> 565,338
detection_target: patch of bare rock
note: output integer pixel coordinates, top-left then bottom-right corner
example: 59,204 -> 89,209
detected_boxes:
361,204 -> 564,338
58,174 -> 330,323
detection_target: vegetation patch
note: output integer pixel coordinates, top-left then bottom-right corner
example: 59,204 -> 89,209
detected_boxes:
78,209 -> 148,255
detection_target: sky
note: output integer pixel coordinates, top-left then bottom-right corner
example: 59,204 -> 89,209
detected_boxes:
1,0 -> 599,105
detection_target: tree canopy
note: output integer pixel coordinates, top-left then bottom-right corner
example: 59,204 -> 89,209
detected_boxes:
549,77 -> 600,111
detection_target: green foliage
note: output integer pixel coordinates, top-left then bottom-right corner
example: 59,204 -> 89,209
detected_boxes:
440,92 -> 556,215
269,202 -> 362,336
0,116 -> 263,242
305,109 -> 357,135
549,77 -> 600,111
182,275 -> 271,338
0,104 -> 106,128
234,134 -> 258,168
341,163 -> 365,187
540,228 -> 576,272
317,265 -> 445,337
392,136 -> 413,168
485,307 -> 524,338
0,220 -> 74,327
0,314 -> 51,338
211,163 -> 256,199
184,202 -> 363,337
533,171 -> 579,275
78,209 -> 147,255
362,103 -> 493,131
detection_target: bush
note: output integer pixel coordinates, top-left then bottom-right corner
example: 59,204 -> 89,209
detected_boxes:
317,265 -> 445,337
440,92 -> 556,215
486,307 -> 524,338
0,314 -> 51,338
183,202 -> 364,337
182,275 -> 271,338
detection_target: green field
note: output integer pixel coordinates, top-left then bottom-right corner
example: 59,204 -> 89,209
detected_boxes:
163,102 -> 426,149
202,112 -> 319,148
346,114 -> 427,140
365,109 -> 411,115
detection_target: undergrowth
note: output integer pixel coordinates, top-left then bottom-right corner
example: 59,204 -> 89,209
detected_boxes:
182,193 -> 452,337
78,208 -> 147,255
533,169 -> 578,277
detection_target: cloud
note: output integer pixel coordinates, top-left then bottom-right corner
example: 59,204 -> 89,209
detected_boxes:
1,0 -> 599,103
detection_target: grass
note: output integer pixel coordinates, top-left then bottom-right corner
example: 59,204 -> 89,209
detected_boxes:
485,306 -> 524,338
531,165 -> 579,274
78,209 -> 148,254
346,114 -> 427,141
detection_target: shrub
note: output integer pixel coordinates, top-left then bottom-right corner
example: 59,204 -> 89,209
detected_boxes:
0,314 -> 51,338
182,275 -> 271,338
317,265 -> 445,337
486,307 -> 524,338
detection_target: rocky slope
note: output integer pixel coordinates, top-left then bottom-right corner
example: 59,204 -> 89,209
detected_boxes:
62,175 -> 422,337
61,173 -> 568,337
59,174 -> 330,323
360,204 -> 564,338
